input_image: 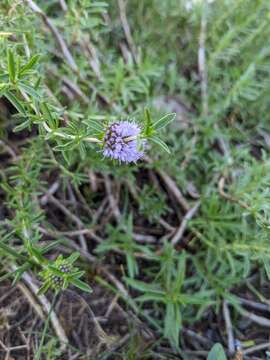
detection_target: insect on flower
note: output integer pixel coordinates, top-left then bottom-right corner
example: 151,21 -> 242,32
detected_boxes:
103,121 -> 145,163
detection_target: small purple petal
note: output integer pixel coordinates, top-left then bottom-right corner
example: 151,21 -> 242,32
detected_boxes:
102,121 -> 145,163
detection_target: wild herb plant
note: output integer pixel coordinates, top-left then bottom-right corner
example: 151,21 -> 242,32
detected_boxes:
1,0 -> 270,358
0,43 -> 175,296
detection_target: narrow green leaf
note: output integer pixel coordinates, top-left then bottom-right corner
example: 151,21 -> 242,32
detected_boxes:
13,120 -> 30,132
125,278 -> 164,294
34,76 -> 42,89
70,278 -> 93,293
68,270 -> 84,278
85,118 -> 104,133
47,265 -> 64,277
149,135 -> 171,154
19,54 -> 40,77
41,102 -> 54,122
18,81 -> 41,99
16,56 -> 21,79
126,253 -> 138,279
12,270 -> 24,286
0,73 -> 9,82
180,292 -> 212,305
207,343 -> 227,360
164,303 -> 181,347
136,293 -> 165,303
174,252 -> 186,292
0,83 -> 10,97
5,91 -> 27,116
40,240 -> 63,254
262,255 -> 270,280
67,252 -> 80,264
144,108 -> 153,136
53,141 -> 76,151
7,49 -> 16,82
0,240 -> 28,262
79,141 -> 86,159
152,113 -> 176,131
37,281 -> 51,295
28,245 -> 46,264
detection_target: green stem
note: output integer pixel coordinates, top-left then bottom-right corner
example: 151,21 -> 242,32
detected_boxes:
43,122 -> 101,143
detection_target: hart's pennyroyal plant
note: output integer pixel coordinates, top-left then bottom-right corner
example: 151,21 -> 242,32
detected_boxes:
103,121 -> 145,163
42,111 -> 176,164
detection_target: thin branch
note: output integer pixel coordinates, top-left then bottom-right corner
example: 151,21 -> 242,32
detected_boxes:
43,192 -> 84,227
39,226 -> 93,238
238,307 -> 270,328
243,341 -> 270,355
223,300 -> 235,356
158,169 -> 190,211
40,181 -> 60,206
237,296 -> 270,314
182,328 -> 213,348
81,40 -> 102,80
171,201 -> 200,245
104,174 -> 121,220
219,177 -> 257,212
59,0 -> 68,12
62,76 -> 88,104
144,156 -> 190,212
117,0 -> 139,65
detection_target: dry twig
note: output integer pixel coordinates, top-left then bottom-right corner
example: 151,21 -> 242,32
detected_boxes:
237,296 -> 270,313
40,181 -> 60,206
171,201 -> 200,245
117,0 -> 139,65
239,307 -> 270,328
219,177 -> 253,211
182,328 -> 213,348
62,76 -> 88,104
243,341 -> 270,355
144,155 -> 190,211
223,300 -> 235,356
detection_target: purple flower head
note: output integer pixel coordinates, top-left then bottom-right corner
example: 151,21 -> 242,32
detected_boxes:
103,121 -> 145,163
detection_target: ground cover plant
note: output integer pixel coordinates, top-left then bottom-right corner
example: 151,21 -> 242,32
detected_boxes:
0,0 -> 270,359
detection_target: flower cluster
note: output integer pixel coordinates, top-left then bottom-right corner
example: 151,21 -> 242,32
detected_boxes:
102,121 -> 145,163
38,253 -> 92,294
39,255 -> 72,291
